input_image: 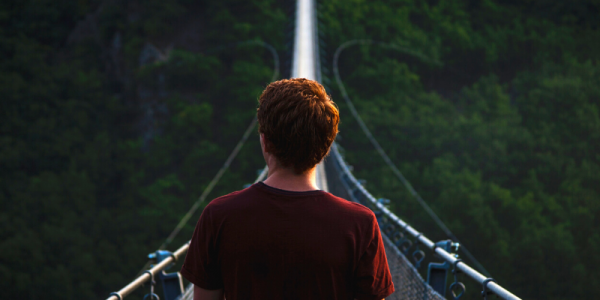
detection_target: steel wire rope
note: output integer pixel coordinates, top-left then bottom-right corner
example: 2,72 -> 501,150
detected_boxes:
110,159 -> 271,300
332,39 -> 491,277
134,41 -> 279,277
159,40 -> 278,250
329,142 -> 520,300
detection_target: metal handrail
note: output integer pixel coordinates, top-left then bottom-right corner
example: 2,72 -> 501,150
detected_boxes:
331,39 -> 490,277
108,164 -> 268,300
329,143 -> 521,300
106,242 -> 189,300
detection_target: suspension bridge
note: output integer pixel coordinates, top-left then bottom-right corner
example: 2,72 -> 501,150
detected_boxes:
107,0 -> 521,299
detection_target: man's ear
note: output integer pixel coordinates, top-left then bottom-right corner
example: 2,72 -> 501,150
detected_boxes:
261,134 -> 273,153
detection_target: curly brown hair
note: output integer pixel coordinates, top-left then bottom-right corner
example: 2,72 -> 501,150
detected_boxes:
257,78 -> 339,174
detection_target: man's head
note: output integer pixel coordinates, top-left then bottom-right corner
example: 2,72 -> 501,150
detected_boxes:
257,78 -> 339,174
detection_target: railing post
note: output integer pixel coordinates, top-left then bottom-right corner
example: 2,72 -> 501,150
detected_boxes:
427,240 -> 453,296
148,250 -> 184,300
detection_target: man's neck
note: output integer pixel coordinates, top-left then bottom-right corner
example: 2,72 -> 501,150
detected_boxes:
263,165 -> 319,192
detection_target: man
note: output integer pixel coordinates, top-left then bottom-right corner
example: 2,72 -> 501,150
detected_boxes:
181,78 -> 394,300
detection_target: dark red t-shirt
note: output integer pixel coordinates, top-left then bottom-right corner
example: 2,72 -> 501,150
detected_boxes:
181,182 -> 394,300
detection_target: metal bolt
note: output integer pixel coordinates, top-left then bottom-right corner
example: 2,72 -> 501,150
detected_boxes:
452,242 -> 460,252
378,198 -> 391,205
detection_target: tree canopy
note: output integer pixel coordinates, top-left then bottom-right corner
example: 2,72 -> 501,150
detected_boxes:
0,0 -> 598,299
319,0 -> 599,299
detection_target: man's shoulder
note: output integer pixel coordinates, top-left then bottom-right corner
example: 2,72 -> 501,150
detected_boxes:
204,186 -> 254,211
325,193 -> 373,212
315,192 -> 377,226
204,184 -> 376,222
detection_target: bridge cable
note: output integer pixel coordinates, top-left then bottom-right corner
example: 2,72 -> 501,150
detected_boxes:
333,39 -> 490,277
135,41 -> 279,277
158,40 -> 279,250
158,116 -> 259,250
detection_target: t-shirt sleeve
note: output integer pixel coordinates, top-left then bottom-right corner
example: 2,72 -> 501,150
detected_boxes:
354,213 -> 395,300
180,204 -> 224,290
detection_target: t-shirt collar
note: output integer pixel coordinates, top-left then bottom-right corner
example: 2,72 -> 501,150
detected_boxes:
253,182 -> 326,197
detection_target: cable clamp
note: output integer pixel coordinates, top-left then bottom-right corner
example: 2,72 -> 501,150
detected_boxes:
143,271 -> 160,300
412,233 -> 425,268
481,278 -> 496,300
449,281 -> 466,300
447,259 -> 465,299
452,259 -> 463,274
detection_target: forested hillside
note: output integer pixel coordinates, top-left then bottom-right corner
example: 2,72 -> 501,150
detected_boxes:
0,0 -> 288,298
1,0 -> 598,299
318,0 -> 599,299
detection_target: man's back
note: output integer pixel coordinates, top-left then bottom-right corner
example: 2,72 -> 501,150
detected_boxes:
181,78 -> 393,299
181,182 -> 394,300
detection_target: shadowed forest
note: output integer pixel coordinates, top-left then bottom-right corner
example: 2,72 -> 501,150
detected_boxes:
1,0 -> 598,299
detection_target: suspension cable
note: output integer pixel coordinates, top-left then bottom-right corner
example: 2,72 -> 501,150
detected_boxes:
332,39 -> 490,276
330,142 -> 520,300
132,41 -> 279,277
157,40 -> 279,251
159,117 -> 258,250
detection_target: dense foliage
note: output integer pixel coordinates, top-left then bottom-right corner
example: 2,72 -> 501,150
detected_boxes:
0,0 -> 286,298
1,0 -> 598,299
319,0 -> 599,299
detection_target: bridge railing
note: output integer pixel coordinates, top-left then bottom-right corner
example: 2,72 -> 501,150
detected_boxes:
106,243 -> 189,300
106,143 -> 521,300
328,142 -> 521,300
